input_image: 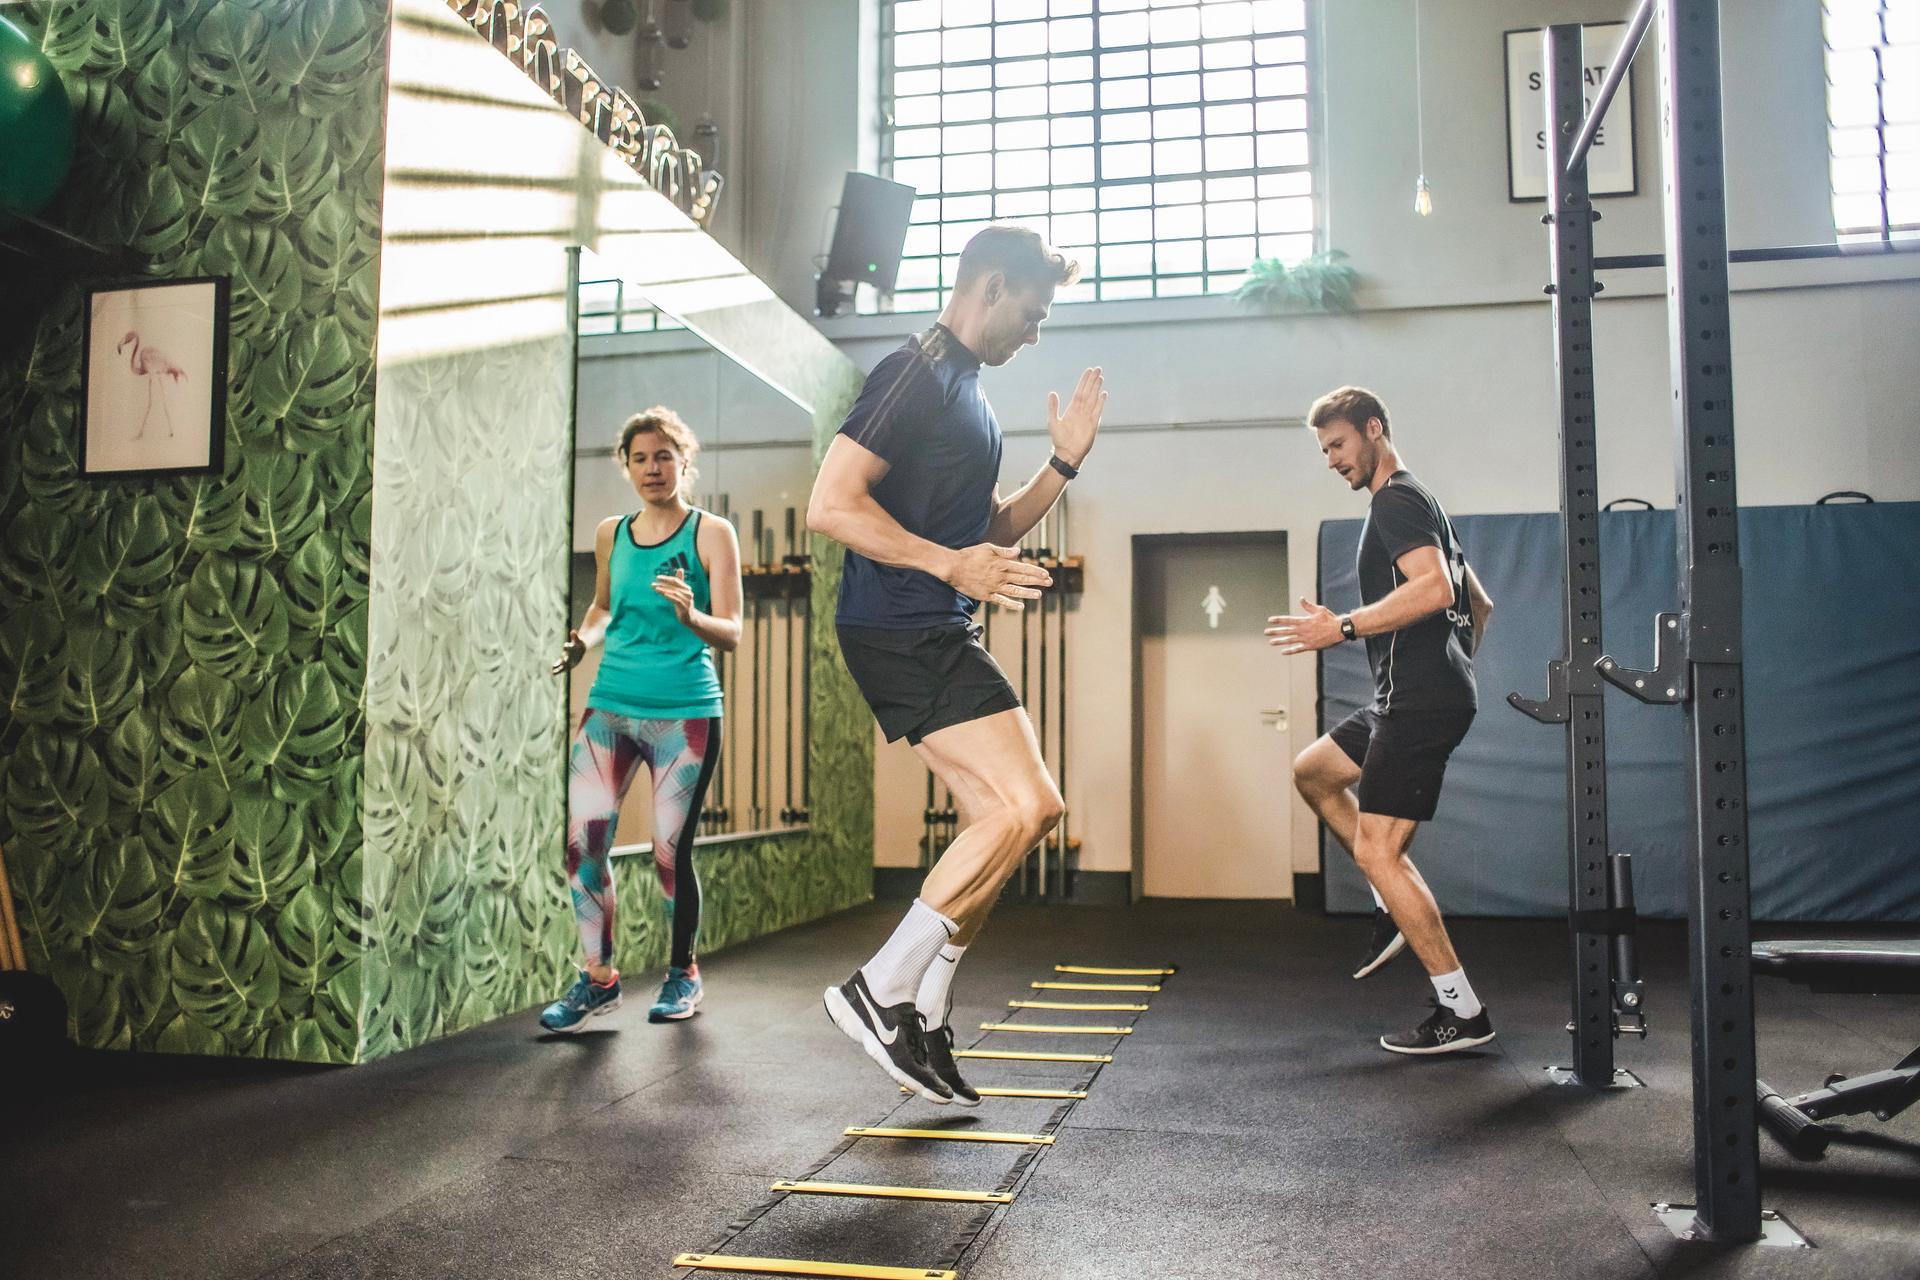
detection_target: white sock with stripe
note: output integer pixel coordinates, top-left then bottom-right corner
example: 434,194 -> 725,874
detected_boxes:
1430,968 -> 1482,1020
914,943 -> 967,1030
861,898 -> 957,1006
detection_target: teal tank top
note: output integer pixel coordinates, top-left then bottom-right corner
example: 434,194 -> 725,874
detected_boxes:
587,509 -> 724,720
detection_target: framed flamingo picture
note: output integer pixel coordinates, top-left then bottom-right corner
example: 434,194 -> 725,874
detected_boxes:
79,277 -> 229,478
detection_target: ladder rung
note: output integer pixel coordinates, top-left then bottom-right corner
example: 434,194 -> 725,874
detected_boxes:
673,1254 -> 955,1280
956,1049 -> 1112,1063
771,1180 -> 1011,1204
1055,964 -> 1177,976
1011,1000 -> 1150,1011
1032,981 -> 1160,992
844,1126 -> 1054,1145
901,1085 -> 1089,1099
981,1022 -> 1132,1035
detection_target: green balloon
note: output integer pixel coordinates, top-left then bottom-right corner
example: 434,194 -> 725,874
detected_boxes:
0,13 -> 74,220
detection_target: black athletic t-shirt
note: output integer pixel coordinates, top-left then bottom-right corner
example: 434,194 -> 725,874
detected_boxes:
835,325 -> 1003,630
1356,471 -> 1476,712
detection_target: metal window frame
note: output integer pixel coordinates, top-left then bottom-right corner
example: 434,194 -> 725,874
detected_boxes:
875,0 -> 1321,304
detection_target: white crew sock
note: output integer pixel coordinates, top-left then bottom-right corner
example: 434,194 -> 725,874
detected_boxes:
1430,967 -> 1483,1019
914,943 -> 967,1030
1369,883 -> 1387,912
862,898 -> 957,1006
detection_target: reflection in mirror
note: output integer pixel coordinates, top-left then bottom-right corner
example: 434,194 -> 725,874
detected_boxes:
568,248 -> 816,849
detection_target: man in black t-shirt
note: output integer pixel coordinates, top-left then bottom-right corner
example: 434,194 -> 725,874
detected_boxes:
1269,386 -> 1497,1055
807,225 -> 1108,1104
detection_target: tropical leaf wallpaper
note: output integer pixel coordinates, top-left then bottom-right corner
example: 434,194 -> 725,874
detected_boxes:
0,0 -> 386,1064
2,0 -> 873,1066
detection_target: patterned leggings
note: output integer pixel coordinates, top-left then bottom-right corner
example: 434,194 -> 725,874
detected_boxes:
565,709 -> 722,971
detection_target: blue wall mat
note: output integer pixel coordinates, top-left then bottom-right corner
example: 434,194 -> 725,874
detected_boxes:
1317,502 -> 1920,922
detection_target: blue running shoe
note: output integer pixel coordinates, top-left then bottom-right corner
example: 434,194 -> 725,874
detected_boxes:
649,964 -> 704,1022
539,969 -> 621,1033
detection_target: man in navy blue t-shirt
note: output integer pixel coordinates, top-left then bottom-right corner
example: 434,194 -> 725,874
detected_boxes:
807,225 -> 1108,1105
1269,386 -> 1498,1057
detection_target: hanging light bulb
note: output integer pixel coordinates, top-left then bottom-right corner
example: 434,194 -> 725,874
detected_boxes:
1411,0 -> 1432,217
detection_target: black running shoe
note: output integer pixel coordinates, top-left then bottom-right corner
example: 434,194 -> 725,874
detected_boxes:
823,970 -> 953,1104
1380,1000 -> 1496,1055
1352,907 -> 1406,979
921,1023 -> 981,1108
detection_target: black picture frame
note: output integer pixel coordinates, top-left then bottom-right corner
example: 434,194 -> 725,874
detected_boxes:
78,276 -> 230,480
1503,23 -> 1640,204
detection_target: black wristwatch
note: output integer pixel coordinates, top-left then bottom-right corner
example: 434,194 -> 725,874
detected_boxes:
1048,453 -> 1079,480
1338,614 -> 1358,642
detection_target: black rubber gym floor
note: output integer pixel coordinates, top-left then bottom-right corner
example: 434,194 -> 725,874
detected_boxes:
4,900 -> 1916,1279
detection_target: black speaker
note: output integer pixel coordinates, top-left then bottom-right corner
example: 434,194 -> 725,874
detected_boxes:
818,171 -> 916,317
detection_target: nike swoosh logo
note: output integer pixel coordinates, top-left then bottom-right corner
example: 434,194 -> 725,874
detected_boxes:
854,982 -> 899,1046
935,955 -> 957,965
1442,988 -> 1458,998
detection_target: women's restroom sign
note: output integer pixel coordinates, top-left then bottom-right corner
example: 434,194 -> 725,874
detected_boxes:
1504,22 -> 1638,202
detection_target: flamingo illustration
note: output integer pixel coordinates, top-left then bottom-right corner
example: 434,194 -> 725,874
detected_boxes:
116,331 -> 186,439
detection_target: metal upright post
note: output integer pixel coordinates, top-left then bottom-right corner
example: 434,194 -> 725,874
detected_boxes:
1508,24 -> 1617,1089
1600,0 -> 1760,1242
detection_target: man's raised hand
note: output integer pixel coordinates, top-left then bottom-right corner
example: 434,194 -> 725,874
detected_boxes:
1047,366 -> 1107,468
945,543 -> 1053,610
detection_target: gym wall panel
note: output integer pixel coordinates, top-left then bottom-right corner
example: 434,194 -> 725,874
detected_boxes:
1319,503 -> 1920,923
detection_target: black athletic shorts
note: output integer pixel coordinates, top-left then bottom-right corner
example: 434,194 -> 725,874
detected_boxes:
1329,706 -> 1476,822
836,623 -> 1023,746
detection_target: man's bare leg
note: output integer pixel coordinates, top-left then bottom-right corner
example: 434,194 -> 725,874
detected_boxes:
914,707 -> 1063,943
1351,813 -> 1460,977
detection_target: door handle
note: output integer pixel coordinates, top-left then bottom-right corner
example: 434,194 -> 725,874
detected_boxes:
1259,708 -> 1289,731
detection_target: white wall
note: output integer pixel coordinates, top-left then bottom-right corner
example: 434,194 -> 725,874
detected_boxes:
713,0 -> 1920,885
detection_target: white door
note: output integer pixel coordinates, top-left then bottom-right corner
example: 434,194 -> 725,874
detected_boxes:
1137,535 -> 1293,899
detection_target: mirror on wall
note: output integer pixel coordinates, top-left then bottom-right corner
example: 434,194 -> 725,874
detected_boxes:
568,248 -> 816,845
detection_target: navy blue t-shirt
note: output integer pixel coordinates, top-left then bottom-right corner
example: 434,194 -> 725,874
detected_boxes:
835,325 -> 1003,629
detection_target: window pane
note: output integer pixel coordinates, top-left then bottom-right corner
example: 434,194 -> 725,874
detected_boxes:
945,122 -> 994,152
1102,208 -> 1154,240
997,119 -> 1051,149
945,0 -> 993,26
1053,185 -> 1097,210
1205,134 -> 1255,171
1154,138 -> 1204,173
1153,106 -> 1203,137
1053,82 -> 1096,112
997,190 -> 1050,215
947,193 -> 993,218
1256,64 -> 1307,96
996,85 -> 1050,115
895,126 -> 943,157
1052,145 -> 1096,184
997,0 -> 1048,19
1205,39 -> 1253,69
1100,141 -> 1154,178
1101,12 -> 1150,46
1105,77 -> 1151,108
944,90 -> 995,120
1102,49 -> 1149,77
1250,0 -> 1306,34
1157,204 -> 1204,237
1206,102 -> 1254,134
1206,174 -> 1255,201
1152,73 -> 1202,103
894,31 -> 942,65
1208,235 -> 1256,270
943,153 -> 993,191
998,56 -> 1050,85
1155,241 -> 1204,274
1054,211 -> 1098,243
894,67 -> 941,95
1051,54 -> 1095,81
1150,44 -> 1200,75
1149,6 -> 1200,43
895,0 -> 943,32
1103,109 -> 1151,140
1257,130 -> 1310,168
1053,115 -> 1095,145
998,148 -> 1052,188
1206,201 -> 1255,236
1051,16 -> 1095,50
893,94 -> 941,126
946,26 -> 992,60
1205,69 -> 1254,100
998,21 -> 1050,57
1203,2 -> 1254,39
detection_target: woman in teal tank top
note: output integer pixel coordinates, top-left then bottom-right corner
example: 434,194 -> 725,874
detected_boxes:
541,406 -> 742,1032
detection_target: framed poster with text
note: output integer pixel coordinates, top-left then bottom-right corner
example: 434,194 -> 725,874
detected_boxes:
1504,22 -> 1639,201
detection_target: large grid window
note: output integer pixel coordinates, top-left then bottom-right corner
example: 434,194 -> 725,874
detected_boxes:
879,0 -> 1316,309
1825,1 -> 1918,242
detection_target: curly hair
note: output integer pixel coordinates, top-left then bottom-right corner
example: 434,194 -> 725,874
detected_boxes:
616,405 -> 701,496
